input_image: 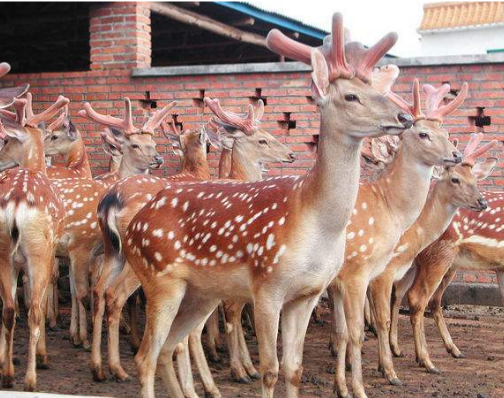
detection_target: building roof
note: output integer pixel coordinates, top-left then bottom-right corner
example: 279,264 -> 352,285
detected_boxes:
419,1 -> 504,32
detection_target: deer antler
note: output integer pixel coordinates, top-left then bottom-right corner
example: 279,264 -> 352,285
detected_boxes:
204,98 -> 256,135
47,104 -> 69,133
142,101 -> 177,135
462,132 -> 499,167
423,82 -> 468,122
0,62 -> 10,79
79,98 -> 139,135
161,118 -> 183,141
25,93 -> 70,128
387,79 -> 424,121
372,65 -> 399,95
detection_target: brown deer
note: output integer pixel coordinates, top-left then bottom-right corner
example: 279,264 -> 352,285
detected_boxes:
44,104 -> 93,179
121,13 -> 412,398
90,99 -> 293,397
389,139 -> 503,374
327,80 -> 465,398
367,132 -> 497,385
51,98 -> 175,349
0,94 -> 68,391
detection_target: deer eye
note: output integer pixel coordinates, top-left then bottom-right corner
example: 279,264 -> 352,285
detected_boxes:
51,135 -> 58,141
344,94 -> 360,102
131,144 -> 140,149
259,139 -> 268,145
419,132 -> 430,139
451,177 -> 460,184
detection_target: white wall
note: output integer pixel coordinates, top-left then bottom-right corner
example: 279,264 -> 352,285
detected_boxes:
421,26 -> 504,57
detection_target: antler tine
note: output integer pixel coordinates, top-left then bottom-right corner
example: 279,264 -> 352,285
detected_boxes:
428,82 -> 468,122
204,98 -> 256,134
79,98 -> 140,135
160,118 -> 182,141
346,32 -> 398,83
0,62 -> 11,79
463,133 -> 484,158
372,64 -> 399,95
13,98 -> 27,126
142,101 -> 177,135
463,132 -> 499,166
387,79 -> 425,121
25,94 -> 70,128
254,99 -> 265,122
47,103 -> 69,132
325,13 -> 354,81
266,29 -> 313,65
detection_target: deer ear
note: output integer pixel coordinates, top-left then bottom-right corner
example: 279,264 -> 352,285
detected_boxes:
310,49 -> 329,104
452,138 -> 459,148
100,130 -> 122,156
432,166 -> 445,180
472,157 -> 497,180
64,117 -> 78,141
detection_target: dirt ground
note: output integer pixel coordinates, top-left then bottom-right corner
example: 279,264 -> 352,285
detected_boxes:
4,302 -> 504,398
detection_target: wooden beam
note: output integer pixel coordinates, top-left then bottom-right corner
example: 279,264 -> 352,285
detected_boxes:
151,2 -> 267,48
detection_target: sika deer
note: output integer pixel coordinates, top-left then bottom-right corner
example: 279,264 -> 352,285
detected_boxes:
0,94 -> 68,391
122,13 -> 412,398
389,136 -> 502,374
367,133 -> 497,385
44,104 -> 93,179
327,80 -> 465,398
52,98 -> 175,349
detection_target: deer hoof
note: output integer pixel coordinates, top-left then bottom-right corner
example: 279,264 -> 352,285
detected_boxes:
91,367 -> 106,382
426,367 -> 441,375
248,370 -> 261,380
389,377 -> 403,386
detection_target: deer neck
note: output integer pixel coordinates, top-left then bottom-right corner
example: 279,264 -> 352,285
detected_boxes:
108,155 -> 121,173
181,155 -> 211,180
117,157 -> 149,179
64,136 -> 91,173
374,143 -> 433,230
301,115 -> 362,233
412,181 -> 458,245
218,148 -> 232,179
23,129 -> 47,174
229,145 -> 263,182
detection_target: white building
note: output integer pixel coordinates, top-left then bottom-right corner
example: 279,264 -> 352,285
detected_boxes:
419,1 -> 504,56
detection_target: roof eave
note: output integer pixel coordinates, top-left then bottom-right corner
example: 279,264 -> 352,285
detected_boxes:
419,21 -> 504,34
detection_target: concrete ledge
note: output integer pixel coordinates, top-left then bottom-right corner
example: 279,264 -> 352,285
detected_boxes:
442,282 -> 501,307
379,52 -> 504,68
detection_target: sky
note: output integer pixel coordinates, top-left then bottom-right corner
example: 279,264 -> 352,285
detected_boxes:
249,0 -> 472,58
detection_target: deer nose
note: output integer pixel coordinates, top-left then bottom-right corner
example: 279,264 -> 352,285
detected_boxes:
398,112 -> 413,129
477,197 -> 488,210
288,153 -> 296,162
155,155 -> 164,165
452,151 -> 462,164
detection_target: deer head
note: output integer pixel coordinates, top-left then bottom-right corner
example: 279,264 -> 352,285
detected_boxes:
266,13 -> 413,140
43,104 -> 80,156
388,80 -> 465,166
204,98 -> 294,180
100,129 -> 123,172
0,94 -> 70,171
434,133 -> 499,211
79,98 -> 177,174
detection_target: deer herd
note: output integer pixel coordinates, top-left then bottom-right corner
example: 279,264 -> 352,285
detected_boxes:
0,12 -> 503,398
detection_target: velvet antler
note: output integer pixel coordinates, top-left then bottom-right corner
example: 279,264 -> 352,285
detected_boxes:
423,82 -> 468,122
372,64 -> 399,95
142,101 -> 177,135
47,104 -> 69,133
462,132 -> 499,167
24,93 -> 70,128
79,98 -> 139,135
204,98 -> 257,135
387,79 -> 424,121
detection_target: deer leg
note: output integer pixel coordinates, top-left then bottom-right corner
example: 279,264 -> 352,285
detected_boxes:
223,300 -> 251,383
128,292 -> 141,353
24,248 -> 53,392
390,265 -> 416,358
370,277 -> 402,386
0,257 -> 18,389
188,321 -> 222,398
106,263 -> 141,381
69,247 -> 91,351
365,292 -> 377,338
282,293 -> 320,398
46,258 -> 59,330
237,316 -> 259,379
90,252 -> 124,381
205,307 -> 221,362
430,268 -> 464,358
344,279 -> 369,398
175,337 -> 198,398
68,261 -> 80,346
328,282 -> 350,398
135,279 -> 187,398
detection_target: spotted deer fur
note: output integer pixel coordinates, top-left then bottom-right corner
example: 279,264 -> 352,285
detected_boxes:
121,14 -> 413,398
366,133 -> 497,385
328,80 -> 465,398
0,93 -> 67,391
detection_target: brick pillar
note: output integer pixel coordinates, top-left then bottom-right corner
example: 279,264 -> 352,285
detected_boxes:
90,2 -> 151,70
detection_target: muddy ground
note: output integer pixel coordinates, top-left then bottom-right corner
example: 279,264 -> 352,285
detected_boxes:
4,302 -> 504,397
